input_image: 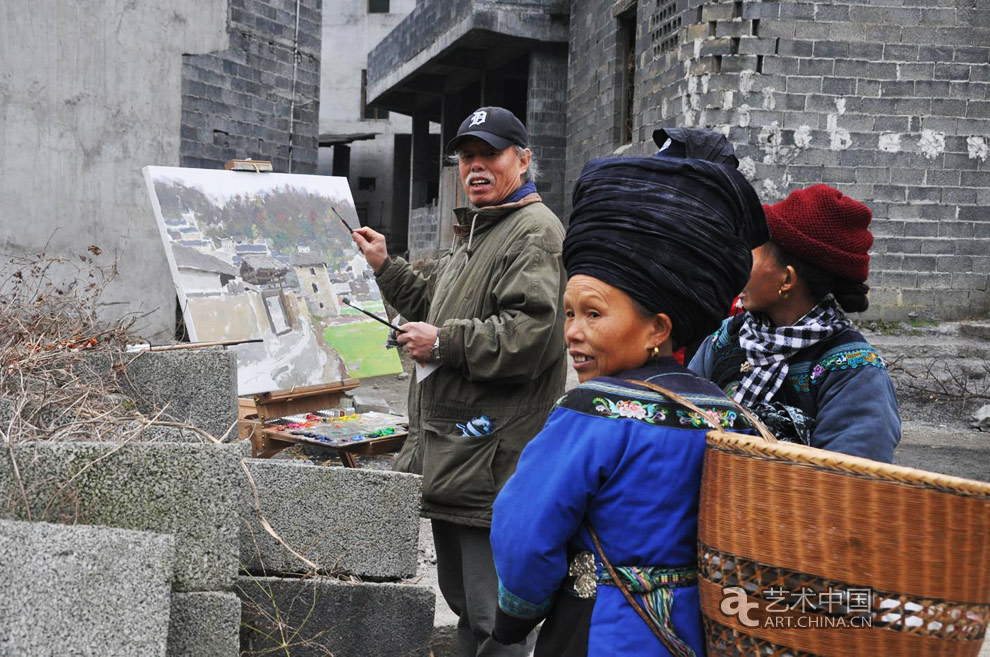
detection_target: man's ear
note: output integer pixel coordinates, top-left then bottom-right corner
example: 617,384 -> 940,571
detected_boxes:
519,147 -> 532,172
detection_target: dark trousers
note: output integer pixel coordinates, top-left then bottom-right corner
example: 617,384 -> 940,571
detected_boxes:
432,519 -> 534,657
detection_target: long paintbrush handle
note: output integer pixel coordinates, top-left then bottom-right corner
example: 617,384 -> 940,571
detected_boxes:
342,299 -> 404,332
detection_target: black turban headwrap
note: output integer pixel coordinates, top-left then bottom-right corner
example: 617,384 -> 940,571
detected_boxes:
564,156 -> 768,347
653,127 -> 739,168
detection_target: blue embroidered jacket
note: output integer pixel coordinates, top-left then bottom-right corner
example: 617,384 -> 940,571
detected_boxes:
491,359 -> 753,656
689,314 -> 901,462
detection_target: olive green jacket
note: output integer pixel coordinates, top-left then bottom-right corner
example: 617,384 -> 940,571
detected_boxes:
375,194 -> 567,527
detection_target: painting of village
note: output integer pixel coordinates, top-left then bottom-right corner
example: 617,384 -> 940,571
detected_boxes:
142,166 -> 402,395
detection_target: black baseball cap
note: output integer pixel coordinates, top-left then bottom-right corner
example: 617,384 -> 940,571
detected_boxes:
446,106 -> 529,153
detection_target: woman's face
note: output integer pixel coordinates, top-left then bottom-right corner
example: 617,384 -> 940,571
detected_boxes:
564,275 -> 664,383
739,243 -> 788,314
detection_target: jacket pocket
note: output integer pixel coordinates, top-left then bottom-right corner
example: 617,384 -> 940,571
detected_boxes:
421,427 -> 500,510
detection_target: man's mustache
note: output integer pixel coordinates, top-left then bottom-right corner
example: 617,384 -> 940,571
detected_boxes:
466,173 -> 494,185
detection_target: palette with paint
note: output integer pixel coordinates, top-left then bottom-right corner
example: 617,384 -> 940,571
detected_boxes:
261,410 -> 408,467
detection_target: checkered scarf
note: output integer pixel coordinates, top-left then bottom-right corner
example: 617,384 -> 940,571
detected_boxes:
734,296 -> 851,407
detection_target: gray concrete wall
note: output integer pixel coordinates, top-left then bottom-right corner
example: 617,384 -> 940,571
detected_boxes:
566,0 -> 990,321
0,1 -> 229,341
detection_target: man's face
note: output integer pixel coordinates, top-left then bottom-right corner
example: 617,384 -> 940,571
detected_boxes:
457,138 -> 531,207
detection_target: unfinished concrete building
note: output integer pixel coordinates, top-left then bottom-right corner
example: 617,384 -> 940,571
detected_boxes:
1,0 -> 323,340
367,1 -> 570,260
317,0 -> 420,256
180,0 -> 323,174
368,0 -> 990,321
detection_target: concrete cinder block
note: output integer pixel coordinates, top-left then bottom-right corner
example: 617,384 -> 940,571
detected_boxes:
238,576 -> 435,657
120,349 -> 239,440
241,460 -> 420,579
0,519 -> 174,656
0,442 -> 242,591
168,592 -> 241,657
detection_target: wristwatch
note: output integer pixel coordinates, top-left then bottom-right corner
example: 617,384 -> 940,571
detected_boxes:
430,333 -> 441,362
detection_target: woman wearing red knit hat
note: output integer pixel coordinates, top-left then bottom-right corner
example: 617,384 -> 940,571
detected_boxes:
689,184 -> 901,462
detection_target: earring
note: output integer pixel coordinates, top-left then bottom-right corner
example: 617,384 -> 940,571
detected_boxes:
651,346 -> 660,357
778,286 -> 789,300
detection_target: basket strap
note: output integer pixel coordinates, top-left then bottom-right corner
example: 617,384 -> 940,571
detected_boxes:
625,379 -> 777,443
587,522 -> 695,657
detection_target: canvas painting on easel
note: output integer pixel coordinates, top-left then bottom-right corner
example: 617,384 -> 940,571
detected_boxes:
142,166 -> 402,395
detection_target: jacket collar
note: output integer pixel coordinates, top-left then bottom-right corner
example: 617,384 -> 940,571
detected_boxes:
452,192 -> 542,238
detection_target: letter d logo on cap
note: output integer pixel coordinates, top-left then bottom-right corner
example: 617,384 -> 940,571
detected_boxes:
468,110 -> 487,127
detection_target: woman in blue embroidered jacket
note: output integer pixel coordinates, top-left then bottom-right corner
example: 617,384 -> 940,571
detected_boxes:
689,184 -> 901,462
489,154 -> 768,656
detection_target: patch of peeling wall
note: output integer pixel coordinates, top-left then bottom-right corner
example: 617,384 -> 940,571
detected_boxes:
567,0 -> 990,321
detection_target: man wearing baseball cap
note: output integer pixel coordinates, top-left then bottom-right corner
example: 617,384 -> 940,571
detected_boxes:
352,106 -> 566,656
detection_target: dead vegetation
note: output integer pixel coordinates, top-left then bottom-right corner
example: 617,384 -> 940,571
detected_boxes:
889,358 -> 990,403
0,249 -> 218,445
885,354 -> 990,424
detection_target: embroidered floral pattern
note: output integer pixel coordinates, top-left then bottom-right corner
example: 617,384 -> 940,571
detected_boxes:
560,381 -> 753,432
789,372 -> 811,393
676,408 -> 738,429
811,348 -> 886,383
593,397 -> 667,423
787,348 -> 885,393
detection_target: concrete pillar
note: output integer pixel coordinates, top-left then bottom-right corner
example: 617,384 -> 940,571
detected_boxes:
410,115 -> 433,209
526,43 -> 569,223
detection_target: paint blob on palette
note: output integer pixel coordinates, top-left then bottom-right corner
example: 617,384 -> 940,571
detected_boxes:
143,166 -> 402,394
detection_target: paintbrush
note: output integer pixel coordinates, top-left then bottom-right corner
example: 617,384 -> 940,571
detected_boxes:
342,297 -> 405,332
332,206 -> 355,233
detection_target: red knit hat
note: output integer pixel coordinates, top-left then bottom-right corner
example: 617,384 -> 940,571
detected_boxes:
763,184 -> 873,283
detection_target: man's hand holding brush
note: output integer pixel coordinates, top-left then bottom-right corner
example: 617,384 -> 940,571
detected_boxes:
349,226 -> 440,364
351,226 -> 389,273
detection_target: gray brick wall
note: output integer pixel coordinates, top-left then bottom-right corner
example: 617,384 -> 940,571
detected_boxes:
528,44 -> 569,220
567,0 -> 990,321
408,203 -> 440,263
180,0 -> 321,174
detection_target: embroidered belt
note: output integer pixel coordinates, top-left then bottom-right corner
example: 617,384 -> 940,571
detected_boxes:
599,564 -> 698,592
565,551 -> 698,599
565,552 -> 699,657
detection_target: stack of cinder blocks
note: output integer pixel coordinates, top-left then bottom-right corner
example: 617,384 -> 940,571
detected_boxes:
239,459 -> 433,656
0,349 -> 433,656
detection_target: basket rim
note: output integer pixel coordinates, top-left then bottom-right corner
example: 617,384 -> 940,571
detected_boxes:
705,430 -> 990,498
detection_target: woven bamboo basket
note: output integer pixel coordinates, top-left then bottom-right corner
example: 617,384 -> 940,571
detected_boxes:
698,430 -> 990,657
